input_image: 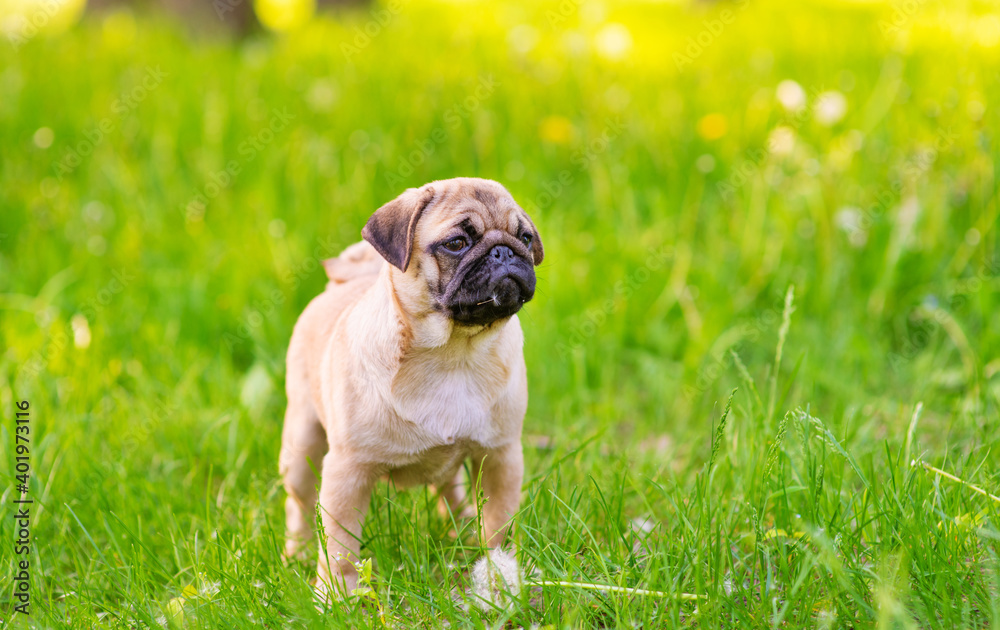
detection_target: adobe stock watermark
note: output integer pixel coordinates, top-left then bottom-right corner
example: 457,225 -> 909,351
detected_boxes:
837,126 -> 956,241
673,0 -> 751,70
183,107 -> 295,223
383,75 -> 497,188
19,268 -> 137,377
716,84 -> 827,201
879,0 -> 930,37
42,66 -> 168,197
213,0 -> 244,20
543,0 -> 585,28
79,269 -> 136,321
715,147 -> 767,201
6,0 -> 63,51
682,288 -> 788,401
341,0 -> 406,60
523,117 -> 624,214
19,327 -> 69,380
555,245 -> 672,357
223,235 -> 342,350
888,256 -> 999,373
75,395 -> 179,503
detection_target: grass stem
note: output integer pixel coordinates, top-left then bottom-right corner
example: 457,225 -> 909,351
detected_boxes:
528,580 -> 704,601
911,459 -> 1000,505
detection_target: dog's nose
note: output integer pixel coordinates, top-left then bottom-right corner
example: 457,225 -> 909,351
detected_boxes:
490,245 -> 515,263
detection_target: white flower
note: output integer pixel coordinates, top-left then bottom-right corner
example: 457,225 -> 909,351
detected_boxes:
835,207 -> 868,247
767,126 -> 796,156
306,79 -> 338,113
630,516 -> 657,535
507,24 -> 539,55
835,207 -> 862,232
71,314 -> 91,349
33,127 -> 54,148
595,23 -> 632,60
815,90 -> 848,126
471,549 -> 522,612
776,80 -> 807,112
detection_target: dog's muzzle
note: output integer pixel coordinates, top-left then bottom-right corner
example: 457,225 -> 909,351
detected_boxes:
445,237 -> 536,326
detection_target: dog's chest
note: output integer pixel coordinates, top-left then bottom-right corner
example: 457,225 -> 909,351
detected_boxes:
393,363 -> 503,447
367,345 -> 510,454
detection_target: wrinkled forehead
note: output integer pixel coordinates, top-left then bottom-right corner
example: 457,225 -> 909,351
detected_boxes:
420,182 -> 525,236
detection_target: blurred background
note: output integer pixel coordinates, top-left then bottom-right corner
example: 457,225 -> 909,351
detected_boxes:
1,0 -> 999,625
4,0 -> 997,418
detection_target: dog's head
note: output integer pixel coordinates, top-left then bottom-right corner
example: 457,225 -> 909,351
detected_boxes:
362,177 -> 543,328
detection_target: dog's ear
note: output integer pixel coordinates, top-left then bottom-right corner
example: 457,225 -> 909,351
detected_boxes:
362,186 -> 436,271
523,214 -> 544,265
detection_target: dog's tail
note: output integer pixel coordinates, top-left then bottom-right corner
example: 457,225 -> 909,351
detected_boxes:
322,241 -> 384,287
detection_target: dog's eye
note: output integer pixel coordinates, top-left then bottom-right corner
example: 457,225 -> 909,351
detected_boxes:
442,237 -> 468,252
520,233 -> 533,246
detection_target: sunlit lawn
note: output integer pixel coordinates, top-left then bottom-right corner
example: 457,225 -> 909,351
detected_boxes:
1,0 -> 999,627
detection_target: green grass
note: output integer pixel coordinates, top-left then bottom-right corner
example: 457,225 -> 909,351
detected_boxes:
2,0 -> 1000,626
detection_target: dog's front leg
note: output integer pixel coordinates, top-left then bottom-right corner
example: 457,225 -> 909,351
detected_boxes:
315,451 -> 377,599
474,441 -> 524,548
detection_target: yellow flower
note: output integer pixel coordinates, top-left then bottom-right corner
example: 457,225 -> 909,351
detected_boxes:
539,115 -> 574,144
254,0 -> 315,32
697,113 -> 727,140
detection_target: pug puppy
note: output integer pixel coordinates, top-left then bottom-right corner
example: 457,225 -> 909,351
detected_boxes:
279,177 -> 543,599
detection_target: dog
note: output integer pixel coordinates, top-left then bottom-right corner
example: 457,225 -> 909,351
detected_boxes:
279,177 -> 543,600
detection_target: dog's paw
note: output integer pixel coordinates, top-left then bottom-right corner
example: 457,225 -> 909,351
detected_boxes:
470,549 -> 522,612
312,581 -> 335,612
313,561 -> 361,612
312,576 -> 349,612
